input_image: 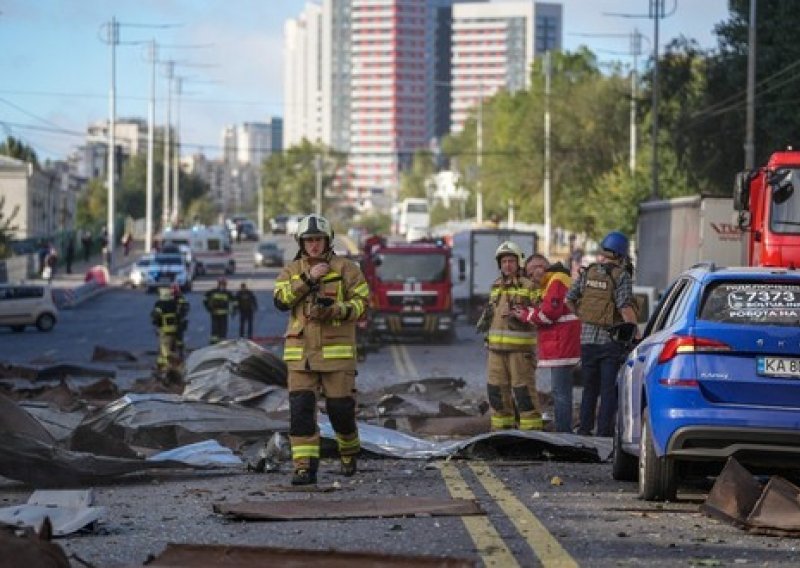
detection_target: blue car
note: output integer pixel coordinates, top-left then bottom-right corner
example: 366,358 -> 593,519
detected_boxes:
613,264 -> 800,501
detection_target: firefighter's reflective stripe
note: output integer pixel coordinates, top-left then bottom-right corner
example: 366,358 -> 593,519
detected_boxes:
491,415 -> 515,429
161,313 -> 178,333
284,346 -> 303,361
349,282 -> 369,317
519,417 -> 544,430
336,435 -> 360,452
486,330 -> 537,348
274,279 -> 297,304
291,444 -> 320,459
490,286 -> 533,301
323,344 -> 354,359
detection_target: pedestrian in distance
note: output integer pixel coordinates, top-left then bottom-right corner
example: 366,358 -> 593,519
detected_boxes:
513,254 -> 581,433
475,241 -> 543,431
273,214 -> 370,486
65,236 -> 75,275
234,282 -> 258,339
43,243 -> 58,281
203,277 -> 234,344
81,229 -> 92,262
122,232 -> 133,256
566,231 -> 640,437
37,241 -> 49,278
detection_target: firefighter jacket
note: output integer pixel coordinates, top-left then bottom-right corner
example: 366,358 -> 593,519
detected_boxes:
273,252 -> 369,372
151,298 -> 179,334
521,263 -> 580,367
485,273 -> 537,352
573,262 -> 626,328
176,295 -> 190,331
203,288 -> 234,316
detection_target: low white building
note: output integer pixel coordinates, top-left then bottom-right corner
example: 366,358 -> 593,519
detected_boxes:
0,156 -> 76,240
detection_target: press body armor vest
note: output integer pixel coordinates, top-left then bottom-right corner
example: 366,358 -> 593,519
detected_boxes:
575,263 -> 624,328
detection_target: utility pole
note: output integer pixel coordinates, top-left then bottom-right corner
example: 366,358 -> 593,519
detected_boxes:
162,60 -> 174,231
106,17 -> 118,270
543,51 -> 552,257
630,29 -> 642,174
172,77 -> 182,225
145,40 -> 156,253
744,0 -> 757,169
650,0 -> 664,201
476,86 -> 483,225
314,154 -> 323,217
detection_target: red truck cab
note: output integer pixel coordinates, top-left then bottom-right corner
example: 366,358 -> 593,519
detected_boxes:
734,150 -> 800,267
361,236 -> 455,343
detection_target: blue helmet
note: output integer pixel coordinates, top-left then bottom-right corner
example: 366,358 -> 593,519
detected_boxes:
600,231 -> 629,258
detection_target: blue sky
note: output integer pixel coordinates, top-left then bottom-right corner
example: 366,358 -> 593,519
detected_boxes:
0,0 -> 730,162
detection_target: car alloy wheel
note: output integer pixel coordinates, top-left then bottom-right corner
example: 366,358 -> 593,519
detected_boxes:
36,313 -> 56,332
638,408 -> 677,501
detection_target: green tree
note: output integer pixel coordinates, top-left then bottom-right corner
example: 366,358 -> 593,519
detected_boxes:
0,195 -> 20,259
0,136 -> 39,168
398,150 -> 436,200
260,139 -> 345,220
76,178 -> 107,229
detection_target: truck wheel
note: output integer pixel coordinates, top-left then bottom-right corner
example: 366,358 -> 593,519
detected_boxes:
638,408 -> 677,501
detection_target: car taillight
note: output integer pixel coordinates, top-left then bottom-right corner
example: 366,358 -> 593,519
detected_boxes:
658,335 -> 731,364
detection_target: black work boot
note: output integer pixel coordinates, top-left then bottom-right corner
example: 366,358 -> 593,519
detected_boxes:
340,455 -> 357,477
291,468 -> 317,485
291,457 -> 319,486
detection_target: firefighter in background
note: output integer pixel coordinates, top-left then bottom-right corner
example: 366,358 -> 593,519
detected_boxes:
566,231 -> 639,437
151,287 -> 180,374
273,214 -> 369,486
171,283 -> 190,356
203,277 -> 234,344
234,282 -> 258,339
476,241 -> 542,431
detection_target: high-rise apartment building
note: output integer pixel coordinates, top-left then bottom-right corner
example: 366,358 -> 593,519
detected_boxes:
451,1 -> 562,133
222,120 -> 283,166
284,3 -> 324,148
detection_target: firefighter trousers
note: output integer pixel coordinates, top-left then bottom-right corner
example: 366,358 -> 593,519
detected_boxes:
486,350 -> 542,430
288,369 -> 360,471
157,332 -> 178,370
210,314 -> 228,344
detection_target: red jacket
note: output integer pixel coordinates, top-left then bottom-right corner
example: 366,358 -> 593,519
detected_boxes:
523,263 -> 580,367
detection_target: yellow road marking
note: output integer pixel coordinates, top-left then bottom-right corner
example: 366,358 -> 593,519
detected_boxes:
439,462 -> 518,567
399,343 -> 418,377
469,463 -> 579,568
389,343 -> 419,378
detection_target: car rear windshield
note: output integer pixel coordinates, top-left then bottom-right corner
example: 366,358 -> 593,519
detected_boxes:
699,281 -> 800,325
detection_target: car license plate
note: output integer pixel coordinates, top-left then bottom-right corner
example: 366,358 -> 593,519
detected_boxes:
757,357 -> 800,378
402,315 -> 424,325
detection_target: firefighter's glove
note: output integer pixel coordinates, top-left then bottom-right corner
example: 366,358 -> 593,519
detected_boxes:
309,297 -> 336,322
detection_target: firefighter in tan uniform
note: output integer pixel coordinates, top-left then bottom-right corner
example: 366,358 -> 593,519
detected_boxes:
273,214 -> 370,485
478,241 -> 543,430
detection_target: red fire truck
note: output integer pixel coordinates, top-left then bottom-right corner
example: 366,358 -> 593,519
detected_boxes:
734,149 -> 800,267
361,236 -> 455,343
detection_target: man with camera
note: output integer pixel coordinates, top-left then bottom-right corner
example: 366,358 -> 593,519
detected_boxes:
273,214 -> 370,486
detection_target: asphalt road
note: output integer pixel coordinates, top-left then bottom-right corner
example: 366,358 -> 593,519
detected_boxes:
1,240 -> 799,566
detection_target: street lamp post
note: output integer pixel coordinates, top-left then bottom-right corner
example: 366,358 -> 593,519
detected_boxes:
145,40 -> 156,253
162,60 -> 174,231
543,51 -> 552,257
107,17 -> 118,270
314,154 -> 323,217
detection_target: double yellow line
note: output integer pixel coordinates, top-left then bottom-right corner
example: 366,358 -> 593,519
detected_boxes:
441,461 -> 578,567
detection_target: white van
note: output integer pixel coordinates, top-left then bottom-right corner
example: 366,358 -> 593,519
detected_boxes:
398,198 -> 430,236
162,228 -> 235,275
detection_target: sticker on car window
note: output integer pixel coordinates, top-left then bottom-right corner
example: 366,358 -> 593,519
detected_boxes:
701,283 -> 800,324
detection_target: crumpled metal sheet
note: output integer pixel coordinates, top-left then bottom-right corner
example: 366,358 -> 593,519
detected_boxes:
183,339 -> 287,405
69,393 -> 289,455
701,457 -> 800,536
0,489 -> 105,536
0,362 -> 116,381
213,496 -> 483,521
319,417 -> 610,462
148,543 -> 477,567
18,402 -> 87,442
148,440 -> 243,467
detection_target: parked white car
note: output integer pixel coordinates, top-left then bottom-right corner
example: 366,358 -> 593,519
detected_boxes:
0,283 -> 58,332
